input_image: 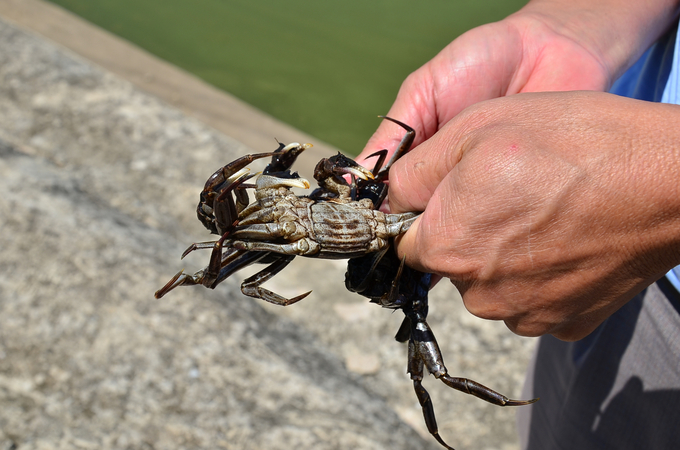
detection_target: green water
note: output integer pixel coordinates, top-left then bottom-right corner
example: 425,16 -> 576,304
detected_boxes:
48,0 -> 527,153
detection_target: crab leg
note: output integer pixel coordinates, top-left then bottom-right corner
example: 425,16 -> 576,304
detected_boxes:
155,269 -> 195,299
230,238 -> 319,257
374,116 -> 415,182
241,255 -> 311,306
231,222 -> 303,241
406,313 -> 538,450
409,315 -> 539,404
181,240 -> 221,259
385,213 -> 418,236
154,248 -> 243,298
364,149 -> 388,177
384,212 -> 419,223
210,250 -> 270,288
410,353 -> 456,450
198,155 -> 270,235
154,248 -> 269,298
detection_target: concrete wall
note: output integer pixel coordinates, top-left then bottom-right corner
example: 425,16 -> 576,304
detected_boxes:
0,3 -> 536,449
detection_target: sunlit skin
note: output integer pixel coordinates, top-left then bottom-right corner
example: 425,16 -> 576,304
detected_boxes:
357,0 -> 680,341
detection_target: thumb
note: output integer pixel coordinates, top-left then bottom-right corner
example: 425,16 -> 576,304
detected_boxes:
393,213 -> 426,273
386,122 -> 462,214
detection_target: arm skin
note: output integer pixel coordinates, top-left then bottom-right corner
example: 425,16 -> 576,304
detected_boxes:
357,0 -> 680,341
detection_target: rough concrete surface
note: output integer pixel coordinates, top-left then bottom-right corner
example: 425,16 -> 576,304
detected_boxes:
0,7 -> 537,450
0,0 -> 338,178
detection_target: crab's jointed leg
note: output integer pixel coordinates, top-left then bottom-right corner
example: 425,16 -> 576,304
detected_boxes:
406,307 -> 538,450
241,255 -> 311,306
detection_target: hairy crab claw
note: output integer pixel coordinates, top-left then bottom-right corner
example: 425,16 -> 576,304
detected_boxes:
198,167 -> 252,219
253,172 -> 311,191
314,152 -> 375,181
266,142 -> 313,174
311,153 -> 375,199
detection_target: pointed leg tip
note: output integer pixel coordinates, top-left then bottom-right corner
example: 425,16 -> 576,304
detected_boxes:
287,290 -> 312,305
242,287 -> 311,307
181,245 -> 195,259
155,270 -> 186,299
506,397 -> 539,407
433,433 -> 456,450
154,285 -> 173,299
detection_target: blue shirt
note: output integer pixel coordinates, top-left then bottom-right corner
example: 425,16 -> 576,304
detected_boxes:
609,23 -> 680,292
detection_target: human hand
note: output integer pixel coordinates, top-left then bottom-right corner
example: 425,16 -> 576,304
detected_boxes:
356,0 -> 680,340
359,0 -> 679,164
387,91 -> 680,340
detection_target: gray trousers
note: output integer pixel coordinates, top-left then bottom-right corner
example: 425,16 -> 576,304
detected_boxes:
517,278 -> 680,449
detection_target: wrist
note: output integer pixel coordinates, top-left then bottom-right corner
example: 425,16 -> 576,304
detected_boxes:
600,96 -> 680,280
515,0 -> 680,86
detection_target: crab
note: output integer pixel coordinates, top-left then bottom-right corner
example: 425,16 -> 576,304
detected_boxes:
155,116 -> 417,305
155,116 -> 538,450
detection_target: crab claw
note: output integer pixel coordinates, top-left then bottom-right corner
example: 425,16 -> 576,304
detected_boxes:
256,173 -> 311,190
341,164 -> 374,181
280,142 -> 313,155
265,142 -> 313,174
314,152 -> 375,182
202,166 -> 251,195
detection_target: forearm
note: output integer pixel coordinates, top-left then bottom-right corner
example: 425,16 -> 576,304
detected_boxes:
517,0 -> 680,83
